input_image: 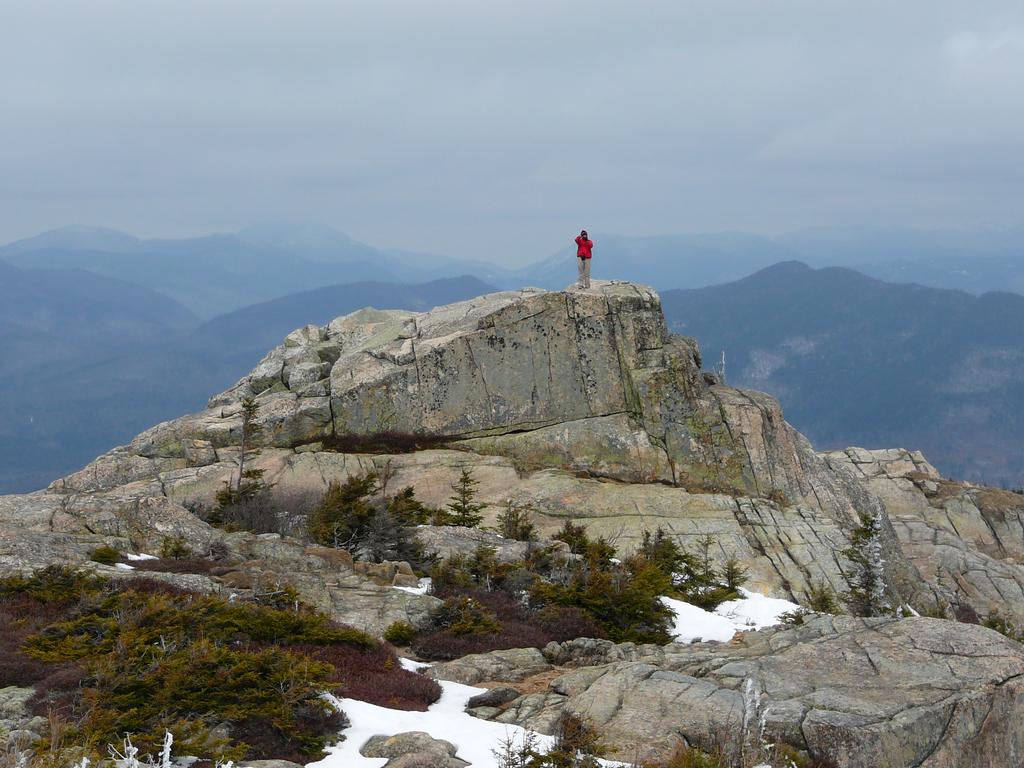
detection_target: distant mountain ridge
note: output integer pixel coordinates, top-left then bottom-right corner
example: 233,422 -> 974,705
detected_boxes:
661,261 -> 1024,486
6,224 -> 1023,314
0,224 -> 500,318
780,226 -> 1024,296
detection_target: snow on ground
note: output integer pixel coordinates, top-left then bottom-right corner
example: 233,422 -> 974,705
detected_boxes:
393,577 -> 432,596
716,588 -> 800,631
114,562 -> 135,571
125,552 -> 158,561
661,596 -> 737,642
663,588 -> 800,643
399,657 -> 431,672
307,677 -> 630,768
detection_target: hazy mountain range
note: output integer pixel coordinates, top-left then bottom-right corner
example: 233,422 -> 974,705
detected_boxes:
0,224 -> 498,318
2,222 -> 1024,492
661,262 -> 1024,488
4,223 -> 1023,319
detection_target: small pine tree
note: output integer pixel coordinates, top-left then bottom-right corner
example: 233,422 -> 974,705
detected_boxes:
214,467 -> 269,515
387,486 -> 433,525
447,468 -> 486,527
638,528 -> 693,581
721,555 -> 748,594
307,472 -> 380,550
553,520 -> 590,554
686,533 -> 720,608
807,579 -> 841,614
843,511 -> 890,617
497,500 -> 538,541
430,506 -> 453,526
543,714 -> 605,768
236,396 -> 261,491
492,730 -> 542,768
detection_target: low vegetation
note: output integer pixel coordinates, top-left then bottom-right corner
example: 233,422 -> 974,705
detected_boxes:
306,471 -> 435,570
88,544 -> 120,566
805,579 -> 841,614
413,585 -> 606,659
0,566 -> 440,764
412,521 -> 755,657
492,713 -> 607,768
158,535 -> 192,560
497,499 -> 539,541
637,528 -> 748,611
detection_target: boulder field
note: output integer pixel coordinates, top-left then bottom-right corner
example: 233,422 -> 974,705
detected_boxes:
2,280 -> 1024,766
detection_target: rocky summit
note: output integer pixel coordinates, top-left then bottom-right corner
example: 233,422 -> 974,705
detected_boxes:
3,280 -> 1024,767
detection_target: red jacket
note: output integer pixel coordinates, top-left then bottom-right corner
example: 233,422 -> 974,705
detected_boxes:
575,236 -> 594,259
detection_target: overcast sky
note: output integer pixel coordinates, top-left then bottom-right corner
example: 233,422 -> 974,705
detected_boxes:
1,1 -> 1022,263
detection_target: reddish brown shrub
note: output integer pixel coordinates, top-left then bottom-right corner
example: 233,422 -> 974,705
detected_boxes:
233,706 -> 350,764
412,588 -> 605,660
286,643 -> 441,711
27,663 -> 87,717
535,604 -> 607,641
116,577 -> 197,597
321,431 -> 452,454
0,593 -> 73,686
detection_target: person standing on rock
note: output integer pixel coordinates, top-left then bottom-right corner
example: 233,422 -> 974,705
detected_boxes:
575,229 -> 594,289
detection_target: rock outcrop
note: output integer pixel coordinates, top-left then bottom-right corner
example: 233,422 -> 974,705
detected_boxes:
826,447 -> 1024,625
0,281 -> 935,611
53,282 -> 859,505
0,686 -> 45,757
451,617 -> 1024,768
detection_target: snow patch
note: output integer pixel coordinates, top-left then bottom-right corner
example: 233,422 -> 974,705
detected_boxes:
310,672 -> 629,767
126,553 -> 158,561
663,589 -> 799,643
399,657 -> 432,672
661,596 -> 736,643
393,577 -> 432,596
715,588 -> 800,631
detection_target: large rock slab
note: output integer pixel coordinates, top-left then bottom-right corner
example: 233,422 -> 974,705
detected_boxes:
474,616 -> 1024,768
428,647 -> 551,686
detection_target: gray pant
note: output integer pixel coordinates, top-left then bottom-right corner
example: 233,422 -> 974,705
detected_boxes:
577,257 -> 591,288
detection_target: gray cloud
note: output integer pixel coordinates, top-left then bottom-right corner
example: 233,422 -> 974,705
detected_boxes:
1,0 -> 1022,263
